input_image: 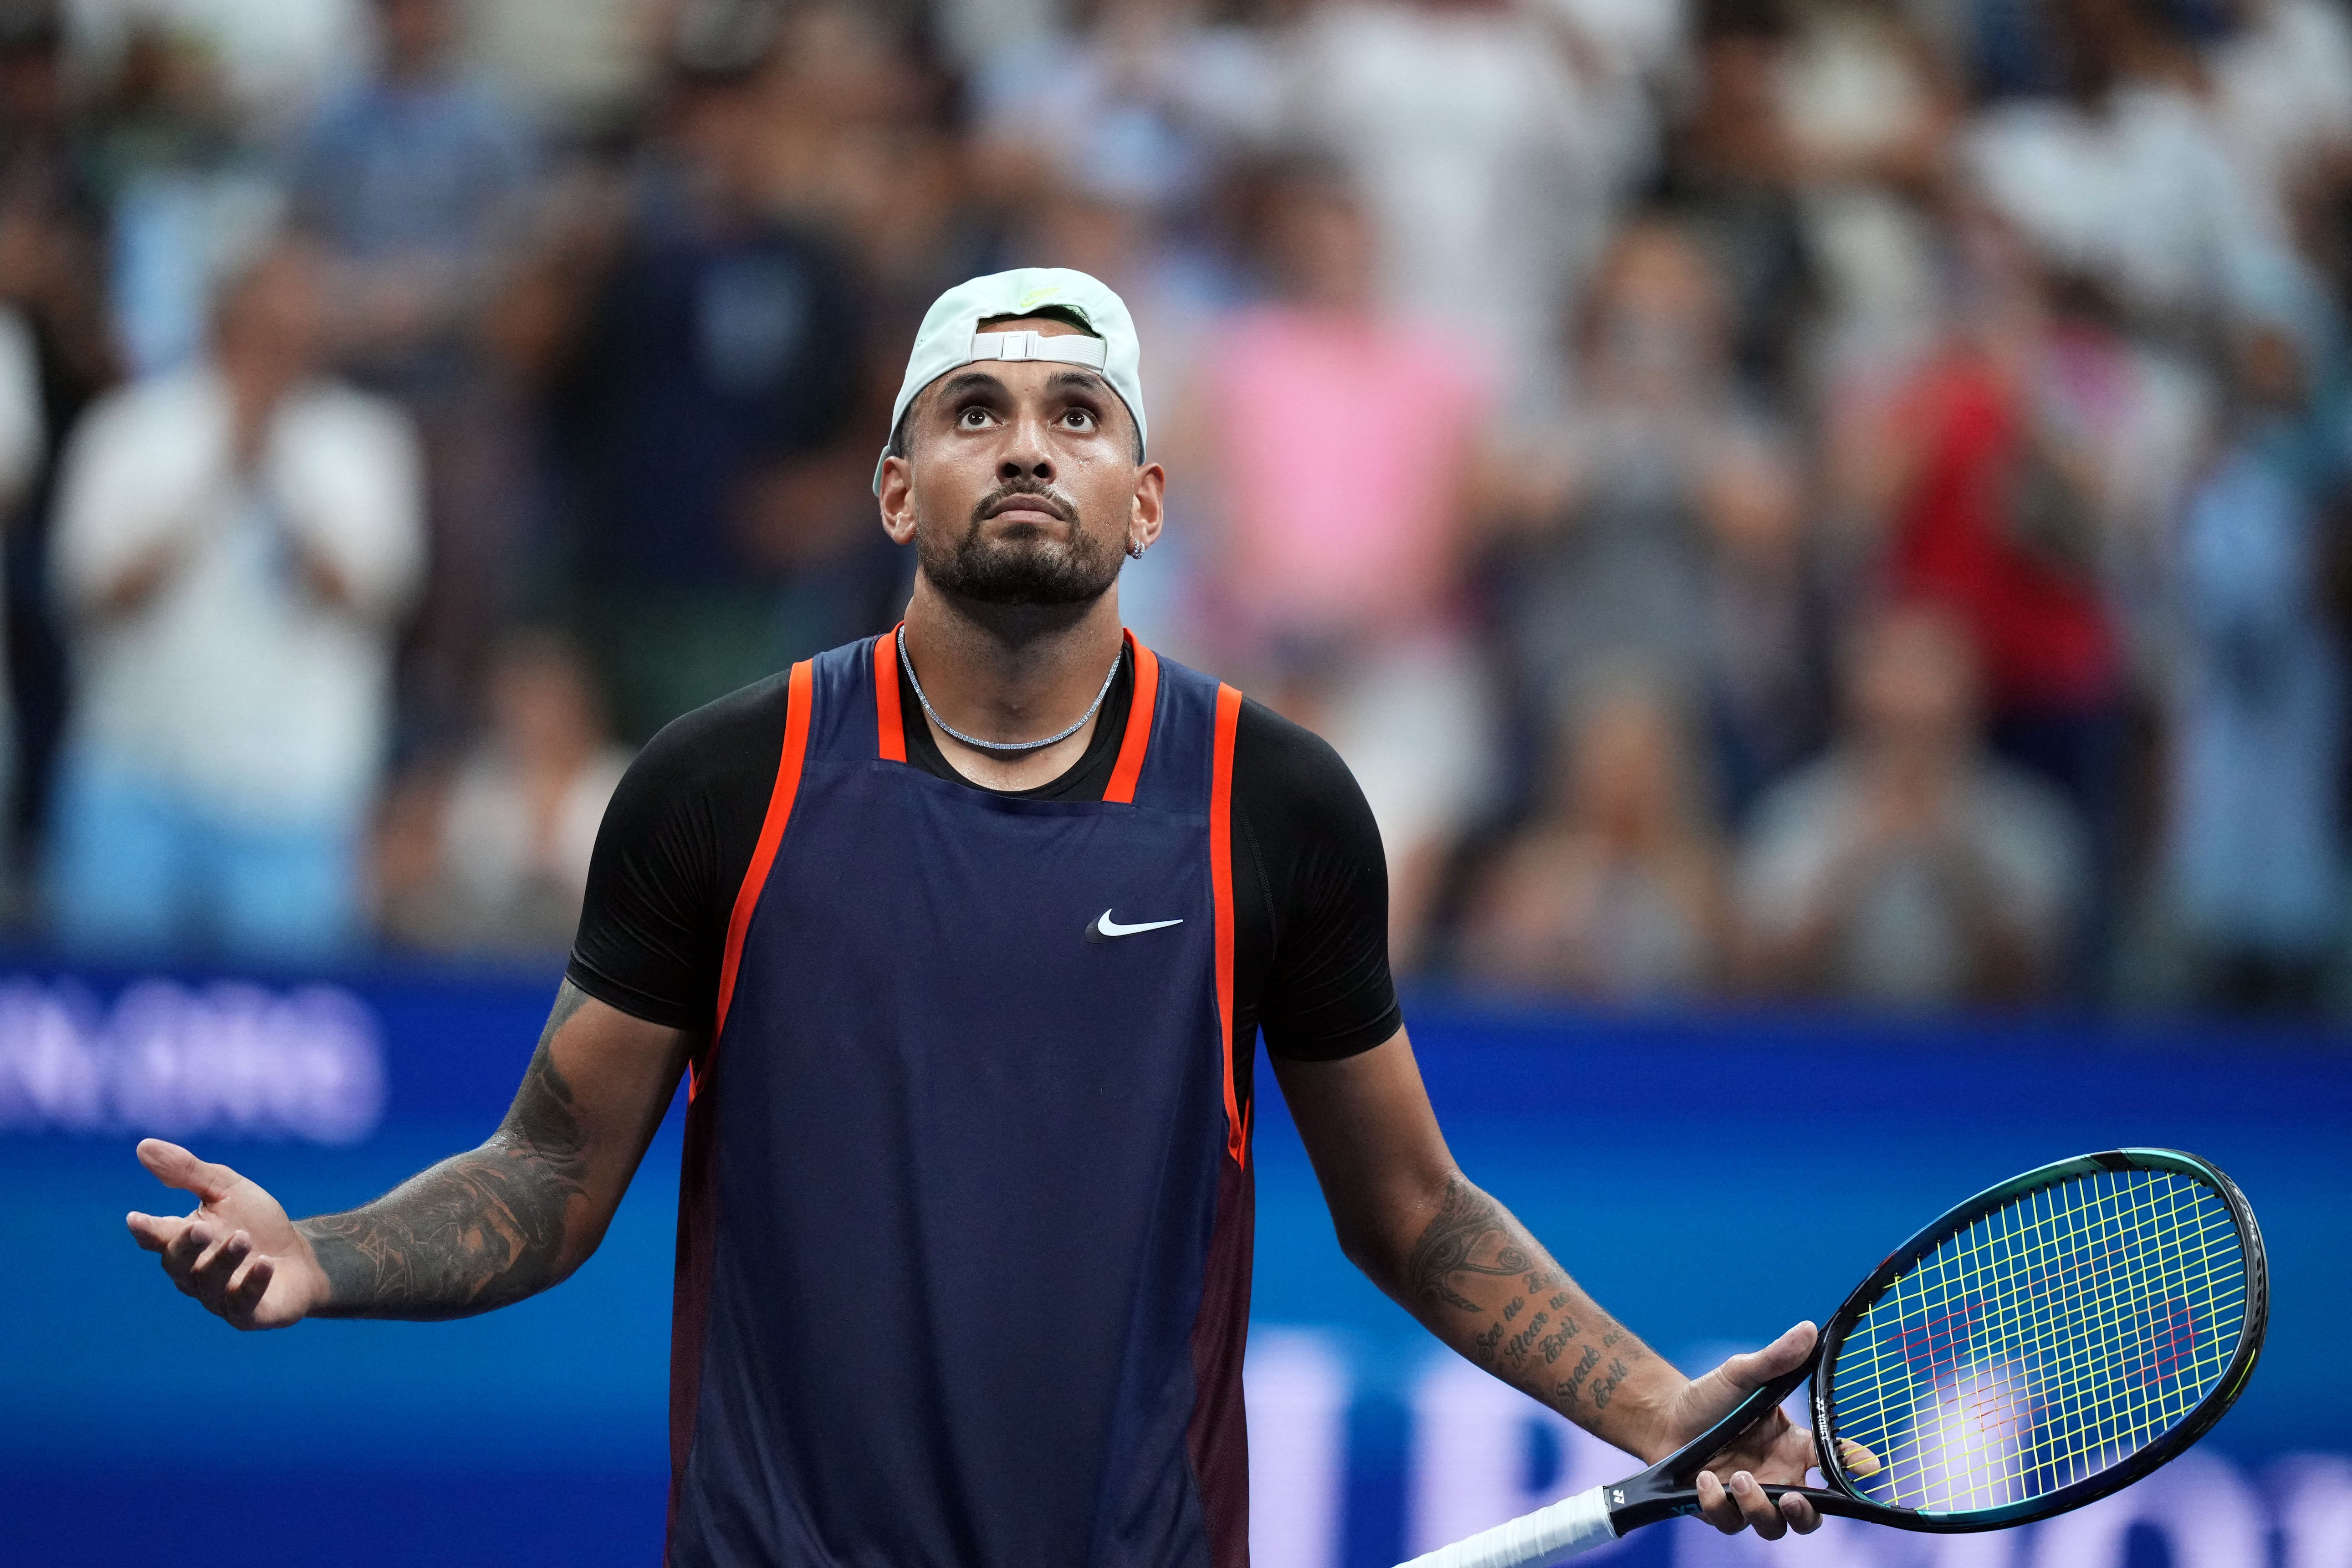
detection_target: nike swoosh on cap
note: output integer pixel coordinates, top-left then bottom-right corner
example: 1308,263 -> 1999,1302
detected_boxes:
1087,909 -> 1185,942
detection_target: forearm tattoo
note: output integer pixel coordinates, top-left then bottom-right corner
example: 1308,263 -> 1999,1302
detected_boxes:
298,985 -> 593,1319
1406,1173 -> 1651,1421
1409,1174 -> 1532,1313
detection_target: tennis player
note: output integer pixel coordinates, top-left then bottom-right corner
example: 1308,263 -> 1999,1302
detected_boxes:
127,268 -> 1826,1565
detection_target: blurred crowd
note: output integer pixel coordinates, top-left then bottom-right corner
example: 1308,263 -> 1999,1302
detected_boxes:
1,0 -> 2349,1016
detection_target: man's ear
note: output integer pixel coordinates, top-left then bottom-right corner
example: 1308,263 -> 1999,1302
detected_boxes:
1129,462 -> 1167,551
878,455 -> 918,546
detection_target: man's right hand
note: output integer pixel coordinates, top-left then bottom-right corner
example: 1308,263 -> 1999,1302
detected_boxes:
126,1139 -> 330,1331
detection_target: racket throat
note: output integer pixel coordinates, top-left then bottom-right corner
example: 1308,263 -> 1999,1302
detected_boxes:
1603,1359 -> 1829,1532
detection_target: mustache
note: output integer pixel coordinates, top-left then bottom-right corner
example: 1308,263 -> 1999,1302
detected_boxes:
971,482 -> 1079,526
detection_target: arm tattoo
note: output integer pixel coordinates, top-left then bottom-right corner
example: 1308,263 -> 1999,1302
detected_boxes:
1409,1174 -> 1533,1313
299,983 -> 594,1319
1398,1172 -> 1655,1431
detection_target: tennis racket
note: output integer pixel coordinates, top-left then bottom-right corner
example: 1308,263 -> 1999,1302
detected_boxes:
1400,1148 -> 2266,1568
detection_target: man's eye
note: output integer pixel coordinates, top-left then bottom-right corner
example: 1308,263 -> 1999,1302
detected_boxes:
959,407 -> 992,428
1063,409 -> 1094,429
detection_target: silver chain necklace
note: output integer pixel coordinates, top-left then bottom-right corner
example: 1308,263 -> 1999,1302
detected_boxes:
897,624 -> 1122,755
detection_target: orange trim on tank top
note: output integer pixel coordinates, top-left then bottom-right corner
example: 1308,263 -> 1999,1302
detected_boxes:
874,627 -> 907,762
1103,632 -> 1160,804
700,658 -> 814,1098
1208,682 -> 1245,1166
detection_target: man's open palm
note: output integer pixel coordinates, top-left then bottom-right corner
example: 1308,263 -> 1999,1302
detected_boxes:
126,1139 -> 327,1330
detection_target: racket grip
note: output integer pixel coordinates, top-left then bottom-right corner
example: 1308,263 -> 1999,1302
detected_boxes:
1393,1485 -> 1619,1568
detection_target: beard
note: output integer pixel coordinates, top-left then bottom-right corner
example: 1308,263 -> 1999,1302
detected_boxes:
918,481 -> 1123,607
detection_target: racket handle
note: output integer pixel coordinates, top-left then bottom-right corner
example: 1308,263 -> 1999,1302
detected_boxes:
1394,1485 -> 1619,1568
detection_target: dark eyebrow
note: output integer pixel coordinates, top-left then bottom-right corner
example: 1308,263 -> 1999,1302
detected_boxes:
937,370 -> 1008,401
1047,370 -> 1111,396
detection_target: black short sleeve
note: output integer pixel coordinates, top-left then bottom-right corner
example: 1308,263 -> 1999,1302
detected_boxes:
1229,700 -> 1402,1061
565,672 -> 791,1031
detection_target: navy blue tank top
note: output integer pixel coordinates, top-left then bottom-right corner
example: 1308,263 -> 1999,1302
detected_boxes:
666,631 -> 1254,1568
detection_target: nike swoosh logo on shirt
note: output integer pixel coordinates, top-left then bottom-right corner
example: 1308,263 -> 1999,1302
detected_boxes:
1087,909 -> 1185,942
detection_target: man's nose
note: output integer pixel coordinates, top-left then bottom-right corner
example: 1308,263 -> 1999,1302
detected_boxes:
998,415 -> 1055,483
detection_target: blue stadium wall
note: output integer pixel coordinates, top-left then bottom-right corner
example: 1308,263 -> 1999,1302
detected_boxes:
2,963 -> 2344,1568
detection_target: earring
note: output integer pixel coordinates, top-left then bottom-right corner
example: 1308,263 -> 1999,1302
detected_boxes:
1126,538 -> 1146,559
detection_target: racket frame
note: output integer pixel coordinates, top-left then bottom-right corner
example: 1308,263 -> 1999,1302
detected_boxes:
1603,1147 -> 2267,1537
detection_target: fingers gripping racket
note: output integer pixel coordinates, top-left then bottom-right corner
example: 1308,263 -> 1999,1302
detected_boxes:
1401,1149 -> 2267,1568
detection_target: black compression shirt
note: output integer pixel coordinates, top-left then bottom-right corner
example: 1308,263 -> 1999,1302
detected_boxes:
566,643 -> 1402,1061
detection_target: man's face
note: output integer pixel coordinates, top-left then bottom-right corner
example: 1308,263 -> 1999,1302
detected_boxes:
1850,608 -> 1979,762
378,0 -> 454,73
878,317 -> 1162,610
217,245 -> 327,383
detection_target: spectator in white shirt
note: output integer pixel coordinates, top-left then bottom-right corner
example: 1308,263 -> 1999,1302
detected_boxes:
1735,602 -> 2087,1008
47,237 -> 424,959
1285,0 -> 1664,410
1963,0 -> 2283,333
2205,0 -> 2352,249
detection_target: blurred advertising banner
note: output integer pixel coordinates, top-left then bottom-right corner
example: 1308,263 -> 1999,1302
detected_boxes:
2,965 -> 2345,1568
0,975 -> 386,1144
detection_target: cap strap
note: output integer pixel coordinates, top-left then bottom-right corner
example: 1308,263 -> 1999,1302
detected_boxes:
967,330 -> 1109,368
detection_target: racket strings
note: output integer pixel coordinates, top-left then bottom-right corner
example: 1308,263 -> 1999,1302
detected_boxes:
1896,1175 -> 2241,1507
1835,1180 -> 2214,1510
1853,1173 -> 2243,1510
1824,1169 -> 2246,1517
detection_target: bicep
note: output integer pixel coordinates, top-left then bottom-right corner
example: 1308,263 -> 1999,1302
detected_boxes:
1270,1027 -> 1455,1255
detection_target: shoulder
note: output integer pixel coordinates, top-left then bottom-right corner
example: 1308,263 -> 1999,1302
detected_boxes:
583,670 -> 796,928
1972,762 -> 2086,857
1743,755 -> 1854,843
1235,695 -> 1348,781
276,383 -> 423,500
1230,695 -> 1382,848
623,668 -> 799,806
290,378 -> 415,442
59,371 -> 218,482
1733,756 -> 1857,916
81,369 -> 212,439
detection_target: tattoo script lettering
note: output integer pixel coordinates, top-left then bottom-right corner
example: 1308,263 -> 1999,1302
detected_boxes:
1555,1343 -> 1603,1406
1592,1357 -> 1635,1410
1504,1310 -> 1550,1369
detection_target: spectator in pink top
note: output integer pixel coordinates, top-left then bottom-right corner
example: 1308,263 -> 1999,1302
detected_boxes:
1201,157 -> 1493,654
1189,156 -> 1498,965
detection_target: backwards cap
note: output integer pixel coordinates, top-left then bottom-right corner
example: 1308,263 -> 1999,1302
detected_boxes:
874,267 -> 1146,493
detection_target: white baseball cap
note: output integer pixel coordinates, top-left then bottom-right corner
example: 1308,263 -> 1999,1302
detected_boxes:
874,267 -> 1147,493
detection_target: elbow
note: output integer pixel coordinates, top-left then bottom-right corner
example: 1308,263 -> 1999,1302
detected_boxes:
1332,1162 -> 1462,1289
554,1218 -> 613,1284
1332,1218 -> 1384,1276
